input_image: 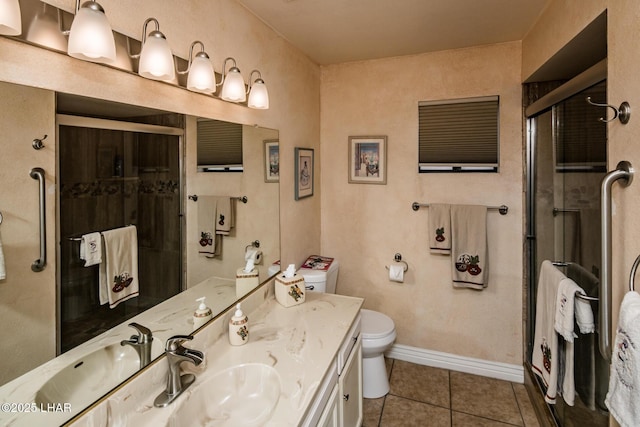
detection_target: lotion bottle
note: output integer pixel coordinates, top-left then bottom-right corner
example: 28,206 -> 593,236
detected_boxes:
229,303 -> 249,345
193,297 -> 212,330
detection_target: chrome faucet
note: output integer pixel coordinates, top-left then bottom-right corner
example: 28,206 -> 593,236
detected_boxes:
154,335 -> 204,407
120,322 -> 153,369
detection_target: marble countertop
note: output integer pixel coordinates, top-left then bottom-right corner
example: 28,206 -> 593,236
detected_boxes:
74,291 -> 363,426
0,277 -> 240,427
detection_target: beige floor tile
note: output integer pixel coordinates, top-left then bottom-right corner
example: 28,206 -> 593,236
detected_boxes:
380,395 -> 450,427
450,371 -> 523,426
453,411 -> 519,426
513,383 -> 541,427
388,360 -> 450,408
385,356 -> 393,379
363,396 -> 385,426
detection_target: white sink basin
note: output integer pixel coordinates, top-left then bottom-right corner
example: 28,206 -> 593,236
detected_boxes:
35,340 -> 158,410
168,363 -> 281,427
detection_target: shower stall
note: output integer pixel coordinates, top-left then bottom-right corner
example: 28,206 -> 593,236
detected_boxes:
57,112 -> 184,353
525,68 -> 609,426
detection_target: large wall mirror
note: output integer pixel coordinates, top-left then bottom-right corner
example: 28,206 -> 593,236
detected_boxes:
0,80 -> 280,424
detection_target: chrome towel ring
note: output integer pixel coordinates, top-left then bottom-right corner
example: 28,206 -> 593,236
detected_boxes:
629,254 -> 640,292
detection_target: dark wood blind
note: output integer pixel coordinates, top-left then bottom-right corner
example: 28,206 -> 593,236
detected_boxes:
197,118 -> 243,167
419,96 -> 499,171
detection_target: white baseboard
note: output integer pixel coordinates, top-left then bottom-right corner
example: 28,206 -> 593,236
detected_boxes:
385,344 -> 524,384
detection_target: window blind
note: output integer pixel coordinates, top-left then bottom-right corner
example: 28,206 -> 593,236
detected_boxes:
197,118 -> 243,171
418,96 -> 499,172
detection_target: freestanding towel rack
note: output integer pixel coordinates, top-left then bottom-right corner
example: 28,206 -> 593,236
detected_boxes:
600,160 -> 634,361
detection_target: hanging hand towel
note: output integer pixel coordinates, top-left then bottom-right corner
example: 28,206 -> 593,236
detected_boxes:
429,204 -> 451,254
99,226 -> 139,309
606,291 -> 640,427
80,232 -> 102,267
451,205 -> 488,289
0,231 -> 5,280
532,260 -> 566,404
554,278 -> 594,342
215,197 -> 232,236
198,196 -> 220,258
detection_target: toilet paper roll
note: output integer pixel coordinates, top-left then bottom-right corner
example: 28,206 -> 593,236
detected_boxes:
388,263 -> 404,283
245,248 -> 263,264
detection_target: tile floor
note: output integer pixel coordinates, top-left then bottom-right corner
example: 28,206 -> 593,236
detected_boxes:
363,358 -> 541,427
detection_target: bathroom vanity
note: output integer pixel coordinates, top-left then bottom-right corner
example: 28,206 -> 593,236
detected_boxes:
66,282 -> 364,426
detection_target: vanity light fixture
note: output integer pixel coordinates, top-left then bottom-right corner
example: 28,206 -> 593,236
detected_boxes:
67,0 -> 116,64
0,0 -> 22,36
177,41 -> 216,94
27,3 -> 68,52
219,57 -> 246,103
130,18 -> 175,82
247,70 -> 269,109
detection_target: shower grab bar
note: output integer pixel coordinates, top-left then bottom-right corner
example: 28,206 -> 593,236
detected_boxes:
600,160 -> 634,361
30,167 -> 46,272
629,254 -> 640,292
550,261 -> 599,302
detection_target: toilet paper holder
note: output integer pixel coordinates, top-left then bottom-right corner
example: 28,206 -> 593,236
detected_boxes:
245,240 -> 260,251
386,253 -> 408,272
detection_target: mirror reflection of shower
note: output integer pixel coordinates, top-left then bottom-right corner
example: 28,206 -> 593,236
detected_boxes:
58,117 -> 183,353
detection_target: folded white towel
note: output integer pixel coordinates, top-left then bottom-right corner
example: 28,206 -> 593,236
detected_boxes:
0,231 -> 6,280
451,205 -> 488,289
606,291 -> 640,426
429,204 -> 451,254
80,232 -> 102,267
554,278 -> 593,342
532,260 -> 566,404
99,226 -> 139,309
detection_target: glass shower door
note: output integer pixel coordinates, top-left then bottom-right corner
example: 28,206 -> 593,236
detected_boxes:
527,81 -> 609,426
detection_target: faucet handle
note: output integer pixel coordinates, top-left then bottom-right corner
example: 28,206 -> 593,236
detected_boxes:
165,335 -> 194,352
128,322 -> 153,344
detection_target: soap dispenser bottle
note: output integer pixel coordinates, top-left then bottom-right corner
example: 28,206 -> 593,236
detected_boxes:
193,297 -> 212,330
229,303 -> 249,346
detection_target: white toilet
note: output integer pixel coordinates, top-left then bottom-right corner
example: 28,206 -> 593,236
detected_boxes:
298,258 -> 397,399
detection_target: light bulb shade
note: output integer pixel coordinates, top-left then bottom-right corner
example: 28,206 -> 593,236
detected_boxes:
27,6 -> 68,51
138,34 -> 175,81
67,2 -> 116,64
187,55 -> 216,93
248,80 -> 269,109
0,0 -> 22,36
221,68 -> 246,102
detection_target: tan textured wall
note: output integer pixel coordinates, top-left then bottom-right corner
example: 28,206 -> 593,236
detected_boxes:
0,0 -> 319,377
320,42 -> 524,365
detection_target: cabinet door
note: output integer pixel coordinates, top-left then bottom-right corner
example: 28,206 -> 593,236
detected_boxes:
317,383 -> 339,427
339,339 -> 362,427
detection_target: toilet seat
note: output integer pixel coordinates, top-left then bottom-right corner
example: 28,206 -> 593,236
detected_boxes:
361,309 -> 395,339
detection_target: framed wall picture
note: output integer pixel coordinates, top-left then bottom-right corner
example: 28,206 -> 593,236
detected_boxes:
295,147 -> 314,199
264,139 -> 279,182
348,135 -> 387,184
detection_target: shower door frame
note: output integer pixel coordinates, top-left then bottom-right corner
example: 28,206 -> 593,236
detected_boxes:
524,61 -> 608,426
55,114 -> 186,355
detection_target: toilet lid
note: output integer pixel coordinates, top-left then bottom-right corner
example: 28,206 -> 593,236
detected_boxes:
361,309 -> 395,339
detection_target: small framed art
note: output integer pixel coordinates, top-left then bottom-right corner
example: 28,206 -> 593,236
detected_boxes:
348,135 -> 387,184
295,147 -> 314,199
264,139 -> 279,182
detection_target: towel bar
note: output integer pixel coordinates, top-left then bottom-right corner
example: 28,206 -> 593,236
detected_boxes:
188,195 -> 248,203
412,202 -> 508,215
551,261 -> 599,302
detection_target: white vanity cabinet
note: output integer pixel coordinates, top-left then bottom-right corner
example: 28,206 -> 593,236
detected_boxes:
304,315 -> 362,427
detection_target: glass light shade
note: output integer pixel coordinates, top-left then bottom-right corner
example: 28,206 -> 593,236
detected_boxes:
138,34 -> 175,81
27,6 -> 68,51
221,68 -> 246,102
248,80 -> 269,109
67,2 -> 116,64
0,0 -> 22,36
187,54 -> 216,93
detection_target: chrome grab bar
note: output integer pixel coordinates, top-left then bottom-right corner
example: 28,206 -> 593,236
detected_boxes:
30,167 -> 46,272
600,160 -> 634,361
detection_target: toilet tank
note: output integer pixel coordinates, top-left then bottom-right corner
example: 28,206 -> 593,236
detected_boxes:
298,257 -> 339,294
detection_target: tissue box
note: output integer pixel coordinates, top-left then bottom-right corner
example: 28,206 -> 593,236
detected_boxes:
236,268 -> 259,298
275,273 -> 306,307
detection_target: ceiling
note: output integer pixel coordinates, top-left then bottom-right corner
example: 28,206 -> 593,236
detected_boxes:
235,0 -> 551,65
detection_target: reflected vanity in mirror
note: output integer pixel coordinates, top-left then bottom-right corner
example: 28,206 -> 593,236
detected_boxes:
0,81 -> 280,425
